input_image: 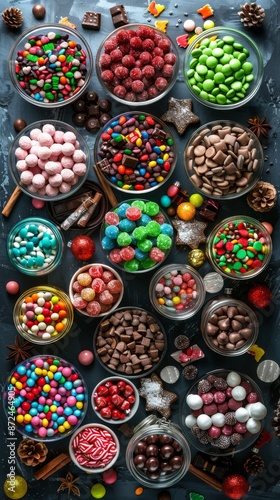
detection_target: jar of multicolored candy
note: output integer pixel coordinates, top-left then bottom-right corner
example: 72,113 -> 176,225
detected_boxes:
206,216 -> 272,280
13,285 -> 74,344
7,218 -> 64,276
149,264 -> 206,320
125,415 -> 191,488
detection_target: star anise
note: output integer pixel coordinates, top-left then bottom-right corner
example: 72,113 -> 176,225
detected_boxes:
6,336 -> 33,364
57,471 -> 80,497
248,116 -> 272,138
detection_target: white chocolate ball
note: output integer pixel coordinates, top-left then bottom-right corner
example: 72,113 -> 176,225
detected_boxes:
226,371 -> 242,387
186,394 -> 203,410
197,414 -> 212,430
246,417 -> 262,434
245,403 -> 254,416
211,412 -> 225,427
231,385 -> 247,401
250,402 -> 267,420
185,414 -> 197,428
235,407 -> 250,423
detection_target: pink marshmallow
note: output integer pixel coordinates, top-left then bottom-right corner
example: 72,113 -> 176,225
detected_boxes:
38,159 -> 47,170
38,146 -> 52,160
45,161 -> 62,175
61,142 -> 75,156
16,160 -> 27,172
73,149 -> 86,162
42,124 -> 56,136
71,174 -> 79,185
37,186 -> 47,196
27,184 -> 39,193
63,131 -> 77,144
20,171 -> 33,185
48,173 -> 62,187
45,184 -> 59,196
30,128 -> 42,140
50,143 -> 63,156
25,154 -> 38,167
18,136 -> 32,150
61,168 -> 75,183
53,130 -> 65,144
61,156 -> 74,168
59,182 -> 72,193
31,166 -> 41,175
37,132 -> 54,147
15,147 -> 28,160
30,145 -> 41,157
41,171 -> 49,180
32,174 -> 46,189
73,162 -> 87,176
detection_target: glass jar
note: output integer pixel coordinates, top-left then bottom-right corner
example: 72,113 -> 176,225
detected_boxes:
206,215 -> 272,280
149,264 -> 206,320
13,285 -> 74,345
200,297 -> 259,356
7,217 -> 64,276
125,415 -> 191,488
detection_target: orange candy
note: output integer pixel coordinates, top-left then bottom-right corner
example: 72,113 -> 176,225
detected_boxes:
176,202 -> 196,221
55,322 -> 66,333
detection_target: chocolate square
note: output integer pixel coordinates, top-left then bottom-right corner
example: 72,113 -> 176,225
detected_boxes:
110,4 -> 128,28
82,11 -> 101,30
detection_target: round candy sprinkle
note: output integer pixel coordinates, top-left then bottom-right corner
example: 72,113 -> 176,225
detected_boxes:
184,19 -> 196,32
189,193 -> 204,208
4,475 -> 28,499
6,356 -> 86,439
6,281 -> 20,294
71,235 -> 96,261
176,201 -> 196,221
32,199 -> 45,209
78,350 -> 94,366
102,468 -> 118,484
91,483 -> 107,499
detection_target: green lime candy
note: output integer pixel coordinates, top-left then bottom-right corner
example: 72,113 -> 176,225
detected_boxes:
216,94 -> 227,104
145,201 -> 159,216
146,221 -> 161,237
157,234 -> 172,251
124,259 -> 139,271
236,249 -> 247,259
192,48 -> 203,58
132,227 -> 148,241
199,54 -> 208,65
117,232 -> 132,246
223,35 -> 235,44
200,90 -> 209,100
233,261 -> 242,270
131,200 -> 146,211
212,47 -> 224,58
231,81 -> 243,91
206,56 -> 218,68
196,64 -> 208,75
137,239 -> 153,252
243,61 -> 253,74
253,241 -> 263,251
141,257 -> 157,269
203,79 -> 215,91
223,44 -> 234,54
214,72 -> 225,83
229,58 -> 242,71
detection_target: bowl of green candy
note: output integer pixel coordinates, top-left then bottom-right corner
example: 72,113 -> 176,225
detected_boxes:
184,27 -> 263,110
100,199 -> 174,273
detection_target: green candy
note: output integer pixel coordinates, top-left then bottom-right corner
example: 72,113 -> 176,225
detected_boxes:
137,239 -> 153,252
132,227 -> 147,241
141,257 -> 157,269
157,234 -> 172,251
236,249 -> 246,259
124,259 -> 139,271
117,232 -> 132,246
253,241 -> 263,251
146,221 -> 161,237
131,200 -> 146,211
145,201 -> 159,216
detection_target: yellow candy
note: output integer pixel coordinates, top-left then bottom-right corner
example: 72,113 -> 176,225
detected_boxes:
159,145 -> 166,151
122,184 -> 132,190
63,421 -> 71,430
42,418 -> 49,427
172,296 -> 181,305
47,371 -> 54,380
148,160 -> 157,167
15,381 -> 23,390
37,314 -> 45,322
248,344 -> 265,362
50,405 -> 57,412
204,20 -> 215,29
42,369 -> 48,376
163,153 -> 169,161
49,364 -> 57,373
24,414 -> 32,423
16,415 -> 24,424
135,138 -> 142,147
35,367 -> 42,375
58,425 -> 66,433
43,384 -> 51,392
158,298 -> 165,305
155,20 -> 169,33
11,377 -> 17,385
156,175 -> 164,183
76,401 -> 83,410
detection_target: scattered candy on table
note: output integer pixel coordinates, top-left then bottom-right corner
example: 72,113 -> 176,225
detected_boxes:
17,289 -> 71,340
188,248 -> 206,267
14,30 -> 88,103
6,281 -> 20,294
95,113 -> 176,191
176,201 -> 196,221
222,473 -> 249,499
70,264 -> 123,316
70,235 -> 96,260
71,425 -> 118,469
6,355 -> 87,439
102,200 -> 173,272
90,483 -> 107,499
78,350 -> 94,366
3,475 -> 28,499
102,467 -> 118,484
247,283 -> 272,308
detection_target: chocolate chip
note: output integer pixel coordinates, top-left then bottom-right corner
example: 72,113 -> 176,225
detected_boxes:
110,4 -> 129,28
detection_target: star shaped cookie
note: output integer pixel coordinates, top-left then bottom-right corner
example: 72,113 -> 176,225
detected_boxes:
172,218 -> 207,249
161,97 -> 200,135
139,372 -> 178,419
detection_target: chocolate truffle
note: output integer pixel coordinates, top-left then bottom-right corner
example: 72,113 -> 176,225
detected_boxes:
85,117 -> 100,133
72,99 -> 86,112
146,457 -> 159,472
99,113 -> 112,126
85,91 -> 98,103
32,4 -> 46,19
13,118 -> 27,131
98,98 -> 112,112
72,113 -> 87,127
133,454 -> 146,468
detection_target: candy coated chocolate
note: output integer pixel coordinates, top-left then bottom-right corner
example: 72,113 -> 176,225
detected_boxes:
32,4 -> 46,19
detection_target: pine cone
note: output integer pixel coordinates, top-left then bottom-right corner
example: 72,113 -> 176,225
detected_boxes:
238,3 -> 265,27
2,7 -> 23,29
17,439 -> 48,466
247,181 -> 277,212
244,454 -> 265,475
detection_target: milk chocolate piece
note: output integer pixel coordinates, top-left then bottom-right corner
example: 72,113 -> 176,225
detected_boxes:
122,154 -> 139,168
85,117 -> 100,133
72,112 -> 87,127
98,99 -> 111,112
110,4 -> 128,28
82,12 -> 101,30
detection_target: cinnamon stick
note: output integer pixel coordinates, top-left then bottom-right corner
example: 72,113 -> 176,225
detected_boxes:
34,452 -> 71,480
188,463 -> 223,491
2,185 -> 22,217
93,164 -> 118,207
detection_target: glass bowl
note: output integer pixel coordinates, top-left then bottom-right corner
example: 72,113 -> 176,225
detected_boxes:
93,306 -> 167,379
94,111 -> 177,194
149,264 -> 206,320
126,415 -> 191,488
181,369 -> 266,456
69,263 -> 124,318
91,376 -> 139,424
9,119 -> 90,201
69,423 -> 120,473
13,285 -> 74,345
184,120 -> 264,200
206,215 -> 272,280
96,23 -> 179,106
100,199 -> 174,273
200,297 -> 259,356
7,217 -> 64,276
184,27 -> 263,110
9,23 -> 93,108
3,355 -> 88,441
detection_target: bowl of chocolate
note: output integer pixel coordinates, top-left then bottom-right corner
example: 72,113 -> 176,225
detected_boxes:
71,90 -> 113,132
94,111 -> 177,194
96,23 -> 179,105
184,120 -> 263,200
93,307 -> 167,378
9,24 -> 93,108
200,297 -> 259,356
9,120 -> 90,201
125,415 -> 191,488
181,369 -> 267,455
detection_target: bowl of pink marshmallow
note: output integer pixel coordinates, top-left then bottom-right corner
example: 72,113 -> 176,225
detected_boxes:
9,120 -> 90,201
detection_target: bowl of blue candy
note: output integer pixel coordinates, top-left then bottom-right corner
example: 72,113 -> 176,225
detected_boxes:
100,199 -> 174,273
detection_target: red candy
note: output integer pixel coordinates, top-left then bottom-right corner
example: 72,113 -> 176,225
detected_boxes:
93,378 -> 136,421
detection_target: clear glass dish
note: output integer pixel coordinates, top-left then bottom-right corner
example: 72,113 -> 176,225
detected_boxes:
184,26 -> 263,110
9,23 -> 93,108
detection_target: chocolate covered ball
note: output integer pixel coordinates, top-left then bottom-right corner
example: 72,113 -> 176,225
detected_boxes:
72,113 -> 87,127
160,445 -> 174,460
146,457 -> 159,472
32,4 -> 46,19
133,454 -> 146,468
13,118 -> 27,132
146,434 -> 158,444
99,113 -> 112,126
146,444 -> 159,457
158,491 -> 171,500
98,98 -> 111,112
85,91 -> 98,103
160,461 -> 172,473
85,117 -> 100,133
172,439 -> 182,453
72,99 -> 86,112
134,441 -> 147,455
158,434 -> 173,445
170,455 -> 183,470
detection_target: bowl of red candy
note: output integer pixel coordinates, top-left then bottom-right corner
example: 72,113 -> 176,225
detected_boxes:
181,369 -> 267,455
69,263 -> 124,318
92,376 -> 139,424
96,24 -> 179,105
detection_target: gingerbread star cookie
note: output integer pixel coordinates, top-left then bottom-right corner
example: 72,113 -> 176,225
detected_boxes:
161,97 -> 200,135
172,218 -> 207,249
139,372 -> 178,419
